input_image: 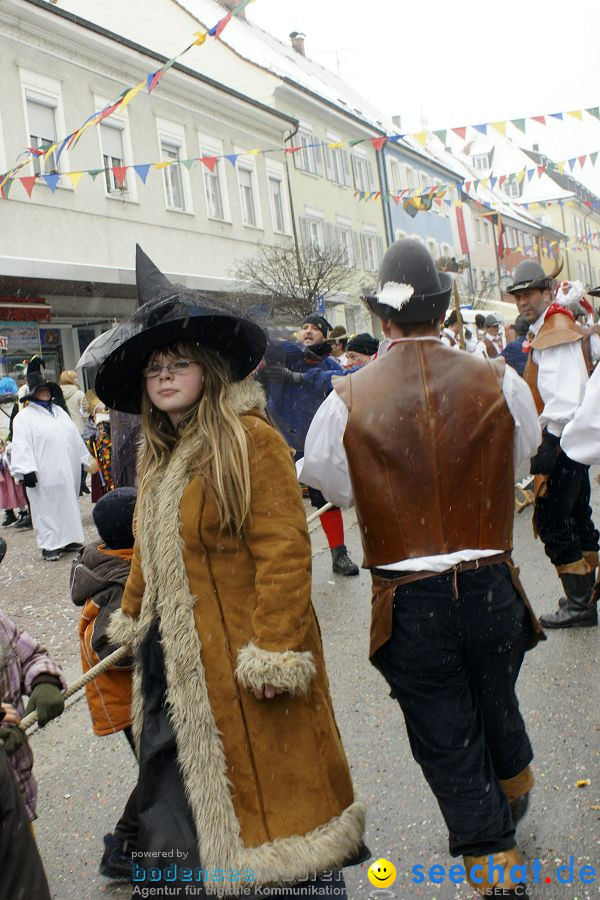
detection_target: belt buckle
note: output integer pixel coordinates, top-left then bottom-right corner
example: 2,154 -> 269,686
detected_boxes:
474,558 -> 480,569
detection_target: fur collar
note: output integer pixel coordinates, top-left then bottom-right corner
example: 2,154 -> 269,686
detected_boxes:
226,378 -> 267,417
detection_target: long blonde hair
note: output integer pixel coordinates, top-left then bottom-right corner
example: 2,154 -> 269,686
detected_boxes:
137,341 -> 251,532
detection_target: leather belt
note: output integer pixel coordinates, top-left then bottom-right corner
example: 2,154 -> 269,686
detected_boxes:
372,551 -> 513,600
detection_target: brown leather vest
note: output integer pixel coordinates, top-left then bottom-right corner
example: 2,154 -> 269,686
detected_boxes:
524,312 -> 587,415
483,337 -> 499,358
523,355 -> 544,415
334,340 -> 515,567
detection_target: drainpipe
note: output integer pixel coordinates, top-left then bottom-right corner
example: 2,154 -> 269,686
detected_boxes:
283,123 -> 301,274
376,143 -> 394,247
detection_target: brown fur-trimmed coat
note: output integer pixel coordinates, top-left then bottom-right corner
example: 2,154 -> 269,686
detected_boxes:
109,381 -> 365,894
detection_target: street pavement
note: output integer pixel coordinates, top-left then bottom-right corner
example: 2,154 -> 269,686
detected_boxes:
1,480 -> 599,900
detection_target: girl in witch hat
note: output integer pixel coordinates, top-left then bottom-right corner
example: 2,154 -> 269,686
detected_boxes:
96,246 -> 366,898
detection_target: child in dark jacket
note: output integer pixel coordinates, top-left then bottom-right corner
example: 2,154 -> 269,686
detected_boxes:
70,487 -> 137,880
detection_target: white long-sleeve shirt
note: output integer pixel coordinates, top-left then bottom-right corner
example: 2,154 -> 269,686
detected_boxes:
298,339 -> 541,573
530,311 -> 589,437
561,361 -> 600,465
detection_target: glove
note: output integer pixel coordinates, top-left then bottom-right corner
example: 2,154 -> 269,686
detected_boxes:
262,365 -> 303,386
0,726 -> 26,756
21,472 -> 37,488
24,683 -> 65,727
530,430 -> 561,475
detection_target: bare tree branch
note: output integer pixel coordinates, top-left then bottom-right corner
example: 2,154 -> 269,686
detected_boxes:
232,243 -> 354,321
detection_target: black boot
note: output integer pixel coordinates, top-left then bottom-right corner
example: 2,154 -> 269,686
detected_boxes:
331,545 -> 359,576
14,511 -> 32,530
1,510 -> 17,527
540,572 -> 597,628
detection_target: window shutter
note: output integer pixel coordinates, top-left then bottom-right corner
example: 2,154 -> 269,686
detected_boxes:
375,236 -> 385,266
351,153 -> 359,190
100,123 -> 124,159
314,141 -> 324,177
324,222 -> 337,248
293,143 -> 303,171
299,216 -> 311,246
26,99 -> 57,139
351,231 -> 361,268
324,144 -> 335,182
360,233 -> 368,269
366,158 -> 376,191
342,149 -> 352,187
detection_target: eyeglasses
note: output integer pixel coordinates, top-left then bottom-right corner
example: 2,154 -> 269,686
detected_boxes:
142,360 -> 196,379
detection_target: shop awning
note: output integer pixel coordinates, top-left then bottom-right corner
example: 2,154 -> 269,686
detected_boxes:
0,302 -> 51,322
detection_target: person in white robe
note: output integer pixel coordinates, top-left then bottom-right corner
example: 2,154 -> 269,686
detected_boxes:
11,375 -> 90,559
561,362 -> 600,465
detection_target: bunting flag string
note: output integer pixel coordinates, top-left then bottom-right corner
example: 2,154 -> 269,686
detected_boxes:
0,0 -> 255,193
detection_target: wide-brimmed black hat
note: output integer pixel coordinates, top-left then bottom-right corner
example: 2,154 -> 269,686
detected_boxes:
365,238 -> 452,324
347,333 -> 379,357
95,246 -> 267,414
24,371 -> 52,399
506,257 -> 563,294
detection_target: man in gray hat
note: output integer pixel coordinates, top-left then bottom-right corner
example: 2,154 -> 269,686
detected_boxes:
300,238 -> 543,896
507,258 -> 599,628
483,313 -> 505,358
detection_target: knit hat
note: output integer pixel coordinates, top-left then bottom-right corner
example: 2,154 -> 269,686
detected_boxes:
346,333 -> 379,357
0,377 -> 18,396
302,313 -> 332,337
92,487 -> 137,550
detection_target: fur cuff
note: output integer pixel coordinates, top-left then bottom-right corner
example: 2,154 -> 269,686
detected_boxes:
235,642 -> 316,696
107,609 -> 140,649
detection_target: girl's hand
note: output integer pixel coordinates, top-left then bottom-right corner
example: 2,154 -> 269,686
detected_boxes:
252,684 -> 284,701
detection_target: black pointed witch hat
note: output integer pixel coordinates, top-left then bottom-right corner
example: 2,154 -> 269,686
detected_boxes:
95,247 -> 267,413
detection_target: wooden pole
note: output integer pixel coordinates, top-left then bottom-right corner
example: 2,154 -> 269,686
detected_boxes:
453,279 -> 465,349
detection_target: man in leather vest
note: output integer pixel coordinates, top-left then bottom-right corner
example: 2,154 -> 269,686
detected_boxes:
507,259 -> 600,628
299,238 -> 543,897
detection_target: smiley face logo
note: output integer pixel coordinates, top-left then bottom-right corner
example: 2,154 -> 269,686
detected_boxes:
367,858 -> 397,888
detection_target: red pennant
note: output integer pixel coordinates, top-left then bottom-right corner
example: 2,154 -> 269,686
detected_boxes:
214,11 -> 232,37
452,127 -> 467,140
392,195 -> 401,205
285,146 -> 301,154
98,101 -> 121,124
20,175 -> 38,197
579,155 -> 587,168
465,181 -> 472,191
499,174 -> 507,187
371,137 -> 387,151
112,166 -> 128,188
200,156 -> 218,172
537,165 -> 545,176
531,116 -> 546,125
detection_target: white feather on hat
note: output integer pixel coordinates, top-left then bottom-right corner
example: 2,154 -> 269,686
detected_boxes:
376,281 -> 415,311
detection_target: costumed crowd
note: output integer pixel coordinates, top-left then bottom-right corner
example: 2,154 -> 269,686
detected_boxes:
1,238 -> 600,899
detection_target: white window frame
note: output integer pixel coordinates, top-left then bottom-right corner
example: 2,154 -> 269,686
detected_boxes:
235,147 -> 262,230
387,157 -> 403,194
405,166 -> 416,191
266,160 -> 290,235
294,125 -> 323,177
360,228 -> 383,272
20,69 -> 71,186
299,208 -> 325,249
473,153 -> 489,171
427,238 -> 439,260
504,178 -> 521,199
325,132 -> 351,187
156,117 -> 193,214
351,149 -> 376,193
198,132 -> 231,223
94,94 -> 138,202
483,220 -> 492,245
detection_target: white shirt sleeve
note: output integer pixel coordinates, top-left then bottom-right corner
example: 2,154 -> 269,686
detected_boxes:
532,342 -> 588,437
561,362 -> 600,464
590,333 -> 600,364
296,391 -> 354,508
501,364 -> 542,471
10,411 -> 36,478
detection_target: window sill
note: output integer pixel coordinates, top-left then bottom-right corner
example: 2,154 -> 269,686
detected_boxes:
104,192 -> 140,205
295,169 -> 321,179
241,222 -> 264,232
207,215 -> 232,225
165,206 -> 195,216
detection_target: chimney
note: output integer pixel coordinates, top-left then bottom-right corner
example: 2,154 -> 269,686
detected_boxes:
532,143 -> 539,152
217,0 -> 246,18
289,32 -> 306,56
392,115 -> 402,131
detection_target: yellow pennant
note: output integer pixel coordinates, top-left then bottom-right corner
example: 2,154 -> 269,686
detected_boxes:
491,121 -> 507,136
67,171 -> 85,189
567,110 -> 583,121
413,131 -> 428,146
44,143 -> 58,159
250,148 -> 261,155
155,161 -> 172,170
193,31 -> 207,45
119,81 -> 145,111
328,141 -> 345,149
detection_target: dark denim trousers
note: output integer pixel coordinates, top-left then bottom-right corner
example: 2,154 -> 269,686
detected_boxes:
371,563 -> 534,858
535,451 -> 599,566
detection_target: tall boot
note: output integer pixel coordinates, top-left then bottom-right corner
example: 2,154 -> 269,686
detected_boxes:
464,846 -> 524,895
500,766 -> 534,828
540,571 -> 597,629
559,550 -> 598,607
331,545 -> 359,576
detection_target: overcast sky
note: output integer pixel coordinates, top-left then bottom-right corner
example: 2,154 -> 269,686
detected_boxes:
247,0 -> 600,194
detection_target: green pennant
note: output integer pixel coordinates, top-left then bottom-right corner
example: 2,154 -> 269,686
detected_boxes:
433,129 -> 447,144
181,159 -> 195,170
88,168 -> 105,180
587,107 -> 600,120
546,161 -> 555,174
348,139 -> 365,147
511,118 -> 527,133
591,152 -> 599,166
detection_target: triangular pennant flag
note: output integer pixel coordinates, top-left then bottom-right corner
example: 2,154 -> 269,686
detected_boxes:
473,123 -> 488,135
586,107 -> 600,120
133,164 -> 151,184
568,110 -> 583,121
200,156 -> 218,172
568,158 -> 576,171
209,11 -> 232,37
465,181 -> 472,192
549,112 -> 563,121
225,154 -> 239,167
112,166 -> 128,188
19,175 -> 37,197
490,176 -> 498,189
388,134 -> 404,143
155,161 -> 172,170
249,148 -> 261,156
392,195 -> 401,205
527,168 -> 535,181
328,141 -> 345,149
537,165 -> 546,177
193,31 -> 207,45
413,131 -> 428,146
98,101 -> 121,124
578,155 -> 587,168
451,127 -> 467,140
119,81 -> 145,112
481,178 -> 490,189
591,152 -> 598,167
371,137 -> 387,151
546,161 -> 555,174
284,146 -> 301,154
66,171 -> 84,189
499,175 -> 507,187
88,168 -> 105,180
511,118 -> 526,133
42,173 -> 60,193
531,115 -> 546,125
181,159 -> 195,170
0,178 -> 14,200
517,169 -> 526,183
433,130 -> 447,143
491,120 -> 507,135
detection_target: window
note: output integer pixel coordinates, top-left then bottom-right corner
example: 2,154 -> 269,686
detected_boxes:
351,153 -> 376,192
238,166 -> 257,226
268,174 -> 285,232
472,153 -> 490,170
361,232 -> 384,272
157,120 -> 192,213
100,123 -> 126,193
331,223 -> 360,268
299,215 -> 325,249
294,128 -> 324,176
388,158 -> 403,194
198,134 -> 230,222
427,238 -> 439,260
345,306 -> 356,334
27,98 -> 58,175
483,220 -> 492,245
160,143 -> 184,210
405,166 -> 416,190
504,178 -> 521,199
325,135 -> 351,187
475,218 -> 483,242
